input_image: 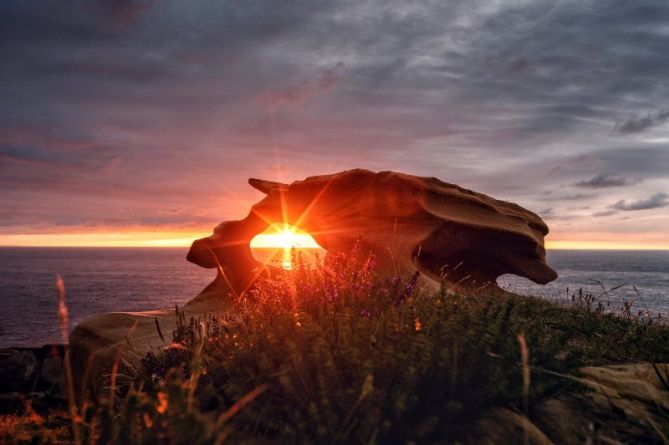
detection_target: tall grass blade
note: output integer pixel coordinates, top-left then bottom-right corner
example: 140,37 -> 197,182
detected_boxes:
55,275 -> 80,445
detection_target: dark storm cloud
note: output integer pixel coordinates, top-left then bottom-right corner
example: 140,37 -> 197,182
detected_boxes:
1,0 -> 669,241
610,192 -> 669,211
597,147 -> 669,178
572,173 -> 639,189
614,109 -> 669,135
98,0 -> 155,27
470,145 -> 668,202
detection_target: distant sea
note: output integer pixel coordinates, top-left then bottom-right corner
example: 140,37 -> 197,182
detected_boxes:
0,247 -> 667,347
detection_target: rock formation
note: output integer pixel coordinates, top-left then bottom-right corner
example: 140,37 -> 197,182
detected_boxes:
187,169 -> 557,298
65,170 -> 669,443
472,363 -> 669,444
70,169 -> 557,399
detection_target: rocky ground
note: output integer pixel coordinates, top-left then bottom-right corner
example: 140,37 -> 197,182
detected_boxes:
0,345 -> 66,411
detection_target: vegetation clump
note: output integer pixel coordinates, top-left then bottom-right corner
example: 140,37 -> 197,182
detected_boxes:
4,248 -> 669,443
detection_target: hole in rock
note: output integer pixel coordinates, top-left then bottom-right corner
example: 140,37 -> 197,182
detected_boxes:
250,223 -> 326,270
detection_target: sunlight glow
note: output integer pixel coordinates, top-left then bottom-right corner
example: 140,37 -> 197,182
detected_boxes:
250,224 -> 324,270
0,231 -> 210,247
0,230 -> 666,251
250,224 -> 321,249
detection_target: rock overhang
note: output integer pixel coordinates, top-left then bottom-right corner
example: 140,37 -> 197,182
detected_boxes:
187,169 -> 557,296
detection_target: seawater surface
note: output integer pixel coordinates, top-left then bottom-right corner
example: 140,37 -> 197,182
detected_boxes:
0,247 -> 212,347
498,250 -> 669,315
0,247 -> 667,347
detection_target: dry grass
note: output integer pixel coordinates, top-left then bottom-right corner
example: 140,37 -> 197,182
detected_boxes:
4,249 -> 669,443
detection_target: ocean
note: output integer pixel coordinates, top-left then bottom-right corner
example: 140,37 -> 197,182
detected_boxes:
0,247 -> 667,347
498,250 -> 669,315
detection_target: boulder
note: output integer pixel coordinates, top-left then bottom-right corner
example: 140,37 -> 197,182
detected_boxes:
0,345 -> 66,407
471,362 -> 669,444
188,169 -> 557,297
69,288 -> 229,401
0,349 -> 38,393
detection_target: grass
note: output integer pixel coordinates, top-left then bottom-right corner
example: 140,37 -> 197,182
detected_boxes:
3,247 -> 669,443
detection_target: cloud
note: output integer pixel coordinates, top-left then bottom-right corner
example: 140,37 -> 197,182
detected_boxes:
98,0 -> 155,28
257,63 -> 345,111
613,109 -> 669,135
1,0 -> 669,242
593,209 -> 618,217
610,192 -> 669,211
543,193 -> 594,201
572,173 -> 639,189
539,207 -> 555,218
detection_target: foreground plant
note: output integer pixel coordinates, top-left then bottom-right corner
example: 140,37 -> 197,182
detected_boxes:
139,249 -> 669,443
5,249 -> 669,443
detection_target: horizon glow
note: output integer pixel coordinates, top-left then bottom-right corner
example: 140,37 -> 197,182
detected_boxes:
1,231 -> 668,251
250,224 -> 322,249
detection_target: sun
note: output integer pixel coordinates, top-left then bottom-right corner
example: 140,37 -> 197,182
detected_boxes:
250,224 -> 321,249
250,223 -> 324,270
274,230 -> 298,249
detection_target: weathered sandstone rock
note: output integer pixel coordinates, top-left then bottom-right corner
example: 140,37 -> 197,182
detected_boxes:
188,169 -> 557,297
471,362 -> 669,444
69,291 -> 229,400
70,169 -> 557,398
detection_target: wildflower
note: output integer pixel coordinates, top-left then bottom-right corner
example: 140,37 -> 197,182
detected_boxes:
56,274 -> 68,343
143,413 -> 154,428
404,272 -> 419,297
517,333 -> 530,416
156,392 -> 168,414
26,406 -> 43,425
395,271 -> 420,306
361,374 -> 374,399
326,289 -> 339,303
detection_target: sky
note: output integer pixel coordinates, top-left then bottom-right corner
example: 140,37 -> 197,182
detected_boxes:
1,0 -> 668,249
